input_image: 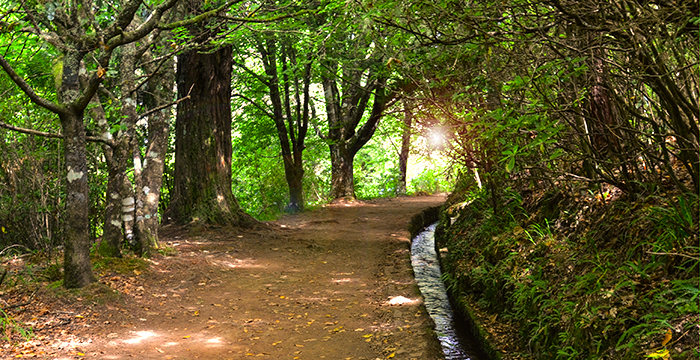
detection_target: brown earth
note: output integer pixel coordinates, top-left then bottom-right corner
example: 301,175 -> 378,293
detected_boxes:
1,195 -> 446,360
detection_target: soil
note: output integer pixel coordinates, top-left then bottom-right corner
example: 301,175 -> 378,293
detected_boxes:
1,195 -> 447,360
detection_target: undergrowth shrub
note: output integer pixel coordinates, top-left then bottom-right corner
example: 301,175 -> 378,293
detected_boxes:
437,187 -> 699,360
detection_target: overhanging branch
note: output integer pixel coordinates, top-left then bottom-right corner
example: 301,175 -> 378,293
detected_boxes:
0,120 -> 115,147
0,54 -> 67,115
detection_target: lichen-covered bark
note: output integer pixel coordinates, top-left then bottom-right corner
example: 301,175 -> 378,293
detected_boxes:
132,46 -> 175,256
86,94 -> 124,258
98,40 -> 139,256
170,45 -> 252,226
60,110 -> 95,288
59,50 -> 96,288
98,144 -> 131,257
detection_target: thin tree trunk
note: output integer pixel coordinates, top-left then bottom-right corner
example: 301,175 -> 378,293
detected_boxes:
398,100 -> 413,195
133,53 -> 175,255
86,94 -> 123,258
99,142 -> 130,257
254,35 -> 311,212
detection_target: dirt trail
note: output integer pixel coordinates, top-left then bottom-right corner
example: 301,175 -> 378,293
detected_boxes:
3,195 -> 446,360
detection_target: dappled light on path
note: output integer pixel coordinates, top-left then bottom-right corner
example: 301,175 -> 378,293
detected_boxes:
1,196 -> 447,359
122,330 -> 157,344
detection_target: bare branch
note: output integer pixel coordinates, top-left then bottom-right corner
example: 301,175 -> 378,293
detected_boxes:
0,120 -> 115,147
137,84 -> 194,120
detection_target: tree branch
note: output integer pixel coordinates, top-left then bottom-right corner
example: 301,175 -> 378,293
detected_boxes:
232,93 -> 275,120
0,120 -> 115,147
137,84 -> 193,120
0,54 -> 67,115
158,0 -> 241,31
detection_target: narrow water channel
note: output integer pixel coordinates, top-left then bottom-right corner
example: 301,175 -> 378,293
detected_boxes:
411,223 -> 479,360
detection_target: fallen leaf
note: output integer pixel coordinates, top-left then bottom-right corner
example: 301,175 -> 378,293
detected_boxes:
661,329 -> 672,347
387,353 -> 395,358
183,335 -> 191,339
645,349 -> 669,359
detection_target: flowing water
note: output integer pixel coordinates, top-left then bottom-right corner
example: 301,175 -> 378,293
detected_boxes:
411,223 -> 480,360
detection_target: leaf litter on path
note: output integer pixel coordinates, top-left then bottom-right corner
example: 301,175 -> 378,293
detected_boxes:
1,196 -> 447,359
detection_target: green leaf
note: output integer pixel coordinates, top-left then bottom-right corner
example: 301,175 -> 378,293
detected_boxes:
506,156 -> 515,173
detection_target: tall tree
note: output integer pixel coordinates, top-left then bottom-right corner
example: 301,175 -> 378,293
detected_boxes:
317,6 -> 395,201
132,37 -> 177,256
233,17 -> 315,212
169,0 -> 252,226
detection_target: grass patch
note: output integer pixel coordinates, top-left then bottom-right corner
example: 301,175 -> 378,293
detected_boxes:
92,255 -> 149,276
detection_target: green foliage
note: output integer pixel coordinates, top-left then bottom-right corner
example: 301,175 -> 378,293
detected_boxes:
0,308 -> 33,342
353,127 -> 401,199
437,187 -> 699,359
230,107 -> 293,220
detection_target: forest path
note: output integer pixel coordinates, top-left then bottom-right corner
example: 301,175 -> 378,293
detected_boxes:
12,195 -> 446,360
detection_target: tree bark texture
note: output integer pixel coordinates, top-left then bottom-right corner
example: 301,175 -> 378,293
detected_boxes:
132,51 -> 176,256
171,45 -> 251,226
60,110 -> 96,288
59,50 -> 96,288
86,94 -> 124,258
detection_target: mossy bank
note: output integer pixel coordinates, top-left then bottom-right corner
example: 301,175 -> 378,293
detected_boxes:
434,181 -> 698,360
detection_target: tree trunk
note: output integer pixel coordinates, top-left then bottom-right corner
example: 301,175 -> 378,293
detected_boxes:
321,66 -> 389,202
252,35 -> 311,212
170,45 -> 251,226
132,52 -> 175,256
285,160 -> 305,212
99,40 -> 140,256
329,145 -> 356,200
99,142 -> 131,257
86,94 -> 124,258
398,100 -> 413,195
60,110 -> 95,288
58,49 -> 96,288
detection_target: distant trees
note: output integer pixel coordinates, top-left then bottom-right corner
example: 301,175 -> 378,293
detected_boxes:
377,0 -> 699,200
232,3 -> 318,212
317,5 -> 395,201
